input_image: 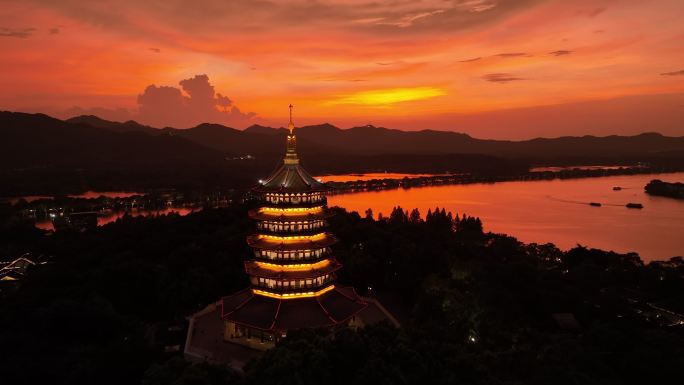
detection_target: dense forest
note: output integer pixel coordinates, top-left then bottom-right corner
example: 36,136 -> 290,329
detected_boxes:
0,202 -> 683,385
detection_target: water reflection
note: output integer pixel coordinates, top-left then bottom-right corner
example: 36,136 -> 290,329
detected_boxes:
35,207 -> 198,231
6,191 -> 143,204
328,172 -> 684,262
316,173 -> 446,183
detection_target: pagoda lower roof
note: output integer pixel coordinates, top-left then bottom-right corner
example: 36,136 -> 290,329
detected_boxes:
248,209 -> 333,222
247,233 -> 338,250
221,286 -> 367,332
253,186 -> 330,194
244,259 -> 342,280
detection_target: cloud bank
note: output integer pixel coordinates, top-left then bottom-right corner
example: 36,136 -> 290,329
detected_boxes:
69,74 -> 257,128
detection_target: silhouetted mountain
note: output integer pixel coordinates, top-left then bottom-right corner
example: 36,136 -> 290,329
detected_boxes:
1,112 -> 222,168
2,111 -> 684,195
170,123 -> 284,155
244,124 -> 286,135
66,115 -> 160,136
0,111 -> 274,195
64,114 -> 684,161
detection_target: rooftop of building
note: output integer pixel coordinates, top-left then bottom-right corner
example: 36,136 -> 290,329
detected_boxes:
253,105 -> 328,193
221,286 -> 367,333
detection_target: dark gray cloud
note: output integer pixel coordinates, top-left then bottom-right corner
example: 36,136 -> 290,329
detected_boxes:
49,27 -> 60,34
149,47 -> 160,53
0,27 -> 36,38
496,52 -> 528,57
459,57 -> 482,62
25,0 -> 543,37
550,50 -> 572,56
483,73 -> 525,83
660,70 -> 684,76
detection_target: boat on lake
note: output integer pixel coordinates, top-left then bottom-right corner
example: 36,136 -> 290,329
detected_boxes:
613,186 -> 622,191
589,202 -> 602,207
626,203 -> 643,209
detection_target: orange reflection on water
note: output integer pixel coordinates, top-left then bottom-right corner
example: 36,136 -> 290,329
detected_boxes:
328,172 -> 684,262
67,191 -> 143,199
316,173 -> 446,183
35,207 -> 198,231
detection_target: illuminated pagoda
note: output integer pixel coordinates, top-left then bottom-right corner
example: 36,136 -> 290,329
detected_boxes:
220,105 -> 367,349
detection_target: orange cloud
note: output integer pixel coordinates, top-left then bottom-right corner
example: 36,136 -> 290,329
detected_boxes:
0,0 -> 683,137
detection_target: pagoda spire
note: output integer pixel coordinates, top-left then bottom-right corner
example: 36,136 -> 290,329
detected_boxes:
284,104 -> 298,164
288,104 -> 295,134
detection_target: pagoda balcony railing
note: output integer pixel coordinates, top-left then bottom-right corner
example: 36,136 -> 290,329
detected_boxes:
252,276 -> 335,293
254,247 -> 331,262
253,254 -> 331,265
255,223 -> 328,236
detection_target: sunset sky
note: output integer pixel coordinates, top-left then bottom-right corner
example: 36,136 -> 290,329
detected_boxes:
1,0 -> 683,138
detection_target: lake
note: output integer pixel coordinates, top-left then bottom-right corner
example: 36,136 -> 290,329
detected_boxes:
316,173 -> 447,183
327,172 -> 684,262
35,207 -> 198,231
5,191 -> 143,204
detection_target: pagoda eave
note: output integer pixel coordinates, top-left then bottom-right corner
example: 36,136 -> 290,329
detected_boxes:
221,286 -> 367,333
246,233 -> 338,250
252,185 -> 331,194
244,259 -> 342,280
248,209 -> 334,222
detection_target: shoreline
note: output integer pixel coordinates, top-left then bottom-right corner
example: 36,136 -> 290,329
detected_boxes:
326,166 -> 684,195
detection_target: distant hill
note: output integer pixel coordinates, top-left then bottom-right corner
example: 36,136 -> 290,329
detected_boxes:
64,114 -> 684,160
66,115 -> 161,136
2,112 -> 222,169
2,110 -> 683,195
0,111 -> 272,195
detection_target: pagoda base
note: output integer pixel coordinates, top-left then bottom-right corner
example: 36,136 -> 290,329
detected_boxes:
223,321 -> 279,351
184,293 -> 400,370
220,286 -> 367,333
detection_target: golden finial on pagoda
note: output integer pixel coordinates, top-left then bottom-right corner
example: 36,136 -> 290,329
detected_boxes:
288,104 -> 295,134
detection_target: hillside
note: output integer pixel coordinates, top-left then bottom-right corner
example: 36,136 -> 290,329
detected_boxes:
68,114 -> 684,161
2,110 -> 684,195
0,112 -> 267,195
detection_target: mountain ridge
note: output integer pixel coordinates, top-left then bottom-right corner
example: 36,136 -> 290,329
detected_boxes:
2,110 -> 684,195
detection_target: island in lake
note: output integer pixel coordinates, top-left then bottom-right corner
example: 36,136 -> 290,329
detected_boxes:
645,179 -> 684,200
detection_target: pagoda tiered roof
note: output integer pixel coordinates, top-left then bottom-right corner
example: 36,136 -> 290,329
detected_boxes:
244,259 -> 342,280
253,163 -> 328,193
221,286 -> 367,332
246,233 -> 338,250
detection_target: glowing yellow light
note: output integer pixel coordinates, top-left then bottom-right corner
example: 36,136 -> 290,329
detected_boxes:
328,87 -> 445,106
261,206 -> 323,215
255,259 -> 330,271
253,285 -> 335,299
262,233 -> 326,242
